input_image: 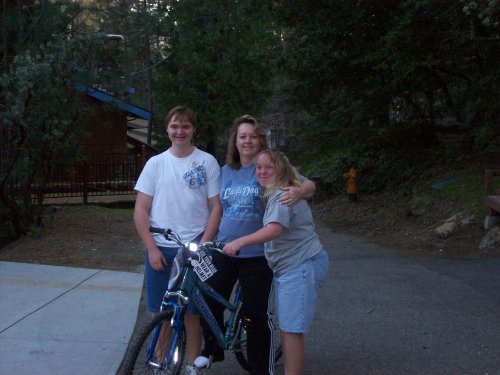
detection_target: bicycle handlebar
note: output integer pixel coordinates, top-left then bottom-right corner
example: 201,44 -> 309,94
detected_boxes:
149,226 -> 234,255
149,227 -> 171,235
201,241 -> 226,252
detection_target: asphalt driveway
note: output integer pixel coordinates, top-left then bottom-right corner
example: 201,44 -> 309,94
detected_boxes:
209,222 -> 500,374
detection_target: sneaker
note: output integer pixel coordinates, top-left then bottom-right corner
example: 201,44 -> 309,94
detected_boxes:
194,355 -> 211,368
198,348 -> 224,364
184,364 -> 205,375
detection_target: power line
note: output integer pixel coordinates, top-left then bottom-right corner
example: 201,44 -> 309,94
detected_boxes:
132,52 -> 171,74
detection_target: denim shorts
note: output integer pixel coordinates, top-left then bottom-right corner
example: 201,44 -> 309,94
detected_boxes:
145,245 -> 198,314
273,250 -> 329,333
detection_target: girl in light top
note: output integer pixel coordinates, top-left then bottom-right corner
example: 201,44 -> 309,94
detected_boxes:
223,150 -> 329,375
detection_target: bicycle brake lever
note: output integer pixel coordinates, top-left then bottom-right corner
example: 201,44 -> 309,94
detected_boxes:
213,241 -> 226,250
213,241 -> 239,257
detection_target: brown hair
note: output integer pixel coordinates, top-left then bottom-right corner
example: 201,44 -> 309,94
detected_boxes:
256,150 -> 301,198
226,114 -> 268,169
164,105 -> 198,130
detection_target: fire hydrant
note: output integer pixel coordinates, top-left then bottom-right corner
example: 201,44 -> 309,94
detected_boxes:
344,167 -> 358,203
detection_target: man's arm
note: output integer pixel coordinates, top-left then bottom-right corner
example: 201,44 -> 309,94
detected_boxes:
200,195 -> 222,242
134,192 -> 166,271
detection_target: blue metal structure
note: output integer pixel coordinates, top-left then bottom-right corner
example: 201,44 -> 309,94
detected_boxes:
75,83 -> 152,120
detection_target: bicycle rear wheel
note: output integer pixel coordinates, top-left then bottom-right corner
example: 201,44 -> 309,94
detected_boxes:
233,308 -> 282,371
122,308 -> 186,375
233,308 -> 249,371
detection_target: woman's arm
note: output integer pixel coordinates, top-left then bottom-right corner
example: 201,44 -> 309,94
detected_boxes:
278,178 -> 316,206
223,222 -> 284,256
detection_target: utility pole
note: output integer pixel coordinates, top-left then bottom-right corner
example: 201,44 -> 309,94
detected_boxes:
143,0 -> 153,147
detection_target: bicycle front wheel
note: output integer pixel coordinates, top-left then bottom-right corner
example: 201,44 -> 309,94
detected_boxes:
122,308 -> 186,375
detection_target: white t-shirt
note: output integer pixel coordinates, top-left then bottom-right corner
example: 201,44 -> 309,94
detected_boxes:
135,147 -> 220,247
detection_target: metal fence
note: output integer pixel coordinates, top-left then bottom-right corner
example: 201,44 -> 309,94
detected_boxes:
37,151 -> 148,204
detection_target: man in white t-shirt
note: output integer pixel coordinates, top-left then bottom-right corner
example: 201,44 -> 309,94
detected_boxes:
134,105 -> 222,375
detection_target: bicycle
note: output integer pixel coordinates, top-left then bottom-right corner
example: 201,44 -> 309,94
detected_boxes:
122,227 -> 282,374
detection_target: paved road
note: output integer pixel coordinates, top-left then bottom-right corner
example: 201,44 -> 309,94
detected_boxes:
207,222 -> 500,375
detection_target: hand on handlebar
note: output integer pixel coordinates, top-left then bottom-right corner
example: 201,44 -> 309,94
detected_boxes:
223,241 -> 241,256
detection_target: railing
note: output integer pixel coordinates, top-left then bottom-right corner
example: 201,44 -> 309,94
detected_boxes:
33,147 -> 154,204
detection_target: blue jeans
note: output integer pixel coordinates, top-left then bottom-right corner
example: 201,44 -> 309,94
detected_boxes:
274,250 -> 329,333
144,245 -> 197,314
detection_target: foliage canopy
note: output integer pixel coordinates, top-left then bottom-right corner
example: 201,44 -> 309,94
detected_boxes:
0,1 -> 126,238
1,0 -> 498,241
276,0 -> 499,192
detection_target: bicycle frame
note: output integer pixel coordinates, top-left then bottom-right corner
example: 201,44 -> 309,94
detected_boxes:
148,247 -> 245,369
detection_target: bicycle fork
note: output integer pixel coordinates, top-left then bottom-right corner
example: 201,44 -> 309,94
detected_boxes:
146,303 -> 184,369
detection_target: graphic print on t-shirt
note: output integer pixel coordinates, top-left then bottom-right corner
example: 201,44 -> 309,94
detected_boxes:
221,179 -> 262,220
183,162 -> 207,189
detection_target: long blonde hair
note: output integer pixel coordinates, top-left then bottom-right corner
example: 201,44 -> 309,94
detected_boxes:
257,150 -> 301,199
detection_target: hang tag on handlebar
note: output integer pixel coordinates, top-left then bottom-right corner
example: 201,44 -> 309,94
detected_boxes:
191,250 -> 218,282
